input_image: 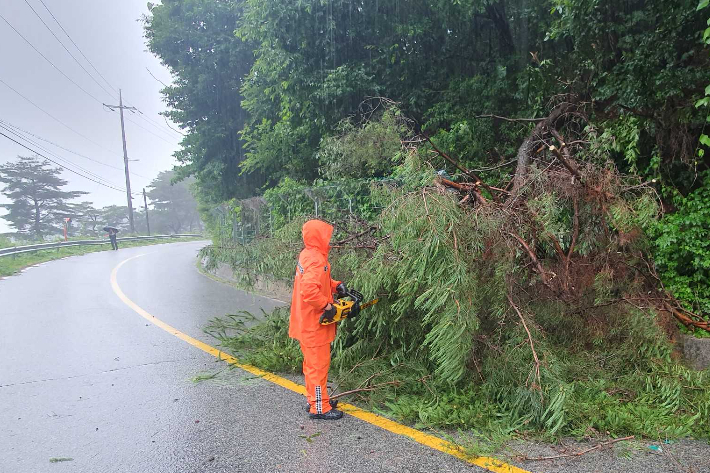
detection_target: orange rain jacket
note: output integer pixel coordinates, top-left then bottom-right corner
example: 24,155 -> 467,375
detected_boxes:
289,220 -> 341,348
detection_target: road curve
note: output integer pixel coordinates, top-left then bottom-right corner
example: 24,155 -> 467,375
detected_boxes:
0,241 -> 502,473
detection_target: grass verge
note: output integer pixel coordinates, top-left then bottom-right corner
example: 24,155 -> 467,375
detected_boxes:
0,238 -> 203,278
204,306 -> 710,455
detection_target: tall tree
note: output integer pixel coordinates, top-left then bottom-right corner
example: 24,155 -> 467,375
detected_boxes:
98,205 -> 131,232
67,201 -> 97,236
0,156 -> 86,239
144,0 -> 262,203
147,170 -> 202,234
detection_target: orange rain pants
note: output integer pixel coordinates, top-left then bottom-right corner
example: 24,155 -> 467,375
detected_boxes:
289,220 -> 341,414
300,342 -> 332,414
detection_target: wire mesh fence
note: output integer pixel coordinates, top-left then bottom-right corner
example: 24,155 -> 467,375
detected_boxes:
210,179 -> 398,246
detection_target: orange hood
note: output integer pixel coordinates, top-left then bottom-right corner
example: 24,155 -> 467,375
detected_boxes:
302,220 -> 333,255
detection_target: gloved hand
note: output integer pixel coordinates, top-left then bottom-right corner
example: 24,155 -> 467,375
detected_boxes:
336,282 -> 348,297
320,304 -> 337,323
348,302 -> 361,320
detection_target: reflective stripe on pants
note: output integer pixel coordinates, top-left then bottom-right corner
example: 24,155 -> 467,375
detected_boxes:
299,342 -> 332,415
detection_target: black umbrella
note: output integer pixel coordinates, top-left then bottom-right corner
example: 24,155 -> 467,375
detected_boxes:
103,226 -> 119,232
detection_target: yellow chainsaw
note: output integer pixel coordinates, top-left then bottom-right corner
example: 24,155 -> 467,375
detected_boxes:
319,289 -> 378,325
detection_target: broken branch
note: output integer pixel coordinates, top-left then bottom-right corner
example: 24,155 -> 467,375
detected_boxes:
522,436 -> 635,462
508,293 -> 542,391
423,134 -> 498,202
549,129 -> 582,180
510,231 -> 554,290
329,380 -> 403,400
474,114 -> 545,123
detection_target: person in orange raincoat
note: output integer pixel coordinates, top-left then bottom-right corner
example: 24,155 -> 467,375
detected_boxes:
290,219 -> 349,420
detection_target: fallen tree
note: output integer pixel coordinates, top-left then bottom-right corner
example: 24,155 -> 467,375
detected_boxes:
203,103 -> 710,440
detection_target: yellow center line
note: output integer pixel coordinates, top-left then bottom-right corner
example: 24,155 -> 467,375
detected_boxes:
110,254 -> 530,473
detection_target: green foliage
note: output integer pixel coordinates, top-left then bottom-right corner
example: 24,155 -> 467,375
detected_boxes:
201,216 -> 306,286
697,0 -> 710,159
0,156 -> 87,239
318,106 -> 409,180
144,0 -> 264,202
199,147 -> 710,440
205,308 -> 302,373
149,0 -> 710,442
652,172 -> 710,317
146,0 -> 710,203
549,0 -> 709,177
146,171 -> 202,234
210,303 -> 710,439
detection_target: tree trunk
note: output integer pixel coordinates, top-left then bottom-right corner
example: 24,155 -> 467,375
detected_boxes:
510,102 -> 574,196
486,1 -> 516,57
33,199 -> 41,239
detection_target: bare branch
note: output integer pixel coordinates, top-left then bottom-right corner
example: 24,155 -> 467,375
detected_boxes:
422,134 -> 499,202
510,232 -> 554,290
523,436 -> 635,462
507,293 -> 541,390
549,128 -> 582,180
474,114 -> 545,123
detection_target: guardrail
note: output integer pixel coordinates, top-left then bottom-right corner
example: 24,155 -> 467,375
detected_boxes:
0,234 -> 204,258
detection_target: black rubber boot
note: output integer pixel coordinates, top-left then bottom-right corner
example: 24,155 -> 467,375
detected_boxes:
304,399 -> 338,413
309,408 -> 343,420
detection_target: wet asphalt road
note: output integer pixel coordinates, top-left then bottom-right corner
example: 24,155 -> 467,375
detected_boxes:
0,241 -> 485,473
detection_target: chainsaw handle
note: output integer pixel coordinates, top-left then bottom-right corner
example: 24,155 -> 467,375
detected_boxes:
319,305 -> 336,324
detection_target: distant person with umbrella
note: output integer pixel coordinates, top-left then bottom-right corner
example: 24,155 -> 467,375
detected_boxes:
104,226 -> 119,250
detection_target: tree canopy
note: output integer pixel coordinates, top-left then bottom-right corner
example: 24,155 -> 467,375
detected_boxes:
147,170 -> 202,233
145,0 -> 709,200
0,156 -> 87,239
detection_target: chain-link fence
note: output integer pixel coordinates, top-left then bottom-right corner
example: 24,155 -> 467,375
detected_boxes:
210,179 -> 398,245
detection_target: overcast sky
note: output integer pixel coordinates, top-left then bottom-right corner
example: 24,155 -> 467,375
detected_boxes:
0,0 -> 181,233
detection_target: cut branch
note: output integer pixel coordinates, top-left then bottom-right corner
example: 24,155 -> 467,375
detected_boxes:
423,134 -> 498,202
568,195 -> 579,259
510,232 -> 553,290
511,102 -> 576,195
523,436 -> 635,462
508,293 -> 541,390
438,177 -> 488,205
549,128 -> 582,180
474,114 -> 545,123
334,227 -> 377,246
665,302 -> 710,332
329,380 -> 403,400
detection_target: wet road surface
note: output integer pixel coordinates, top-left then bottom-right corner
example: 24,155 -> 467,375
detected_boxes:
0,241 -> 495,473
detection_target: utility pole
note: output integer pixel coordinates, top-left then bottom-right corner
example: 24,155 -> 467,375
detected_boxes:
143,188 -> 151,236
103,89 -> 137,233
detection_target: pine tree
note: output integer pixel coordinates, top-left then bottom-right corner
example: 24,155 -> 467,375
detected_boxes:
0,156 -> 87,239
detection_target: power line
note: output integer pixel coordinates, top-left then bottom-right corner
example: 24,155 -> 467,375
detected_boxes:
144,68 -> 187,137
128,113 -> 181,142
29,0 -> 183,141
118,105 -> 181,141
37,0 -> 119,98
0,118 -> 122,171
0,78 -> 122,156
0,128 -> 128,193
0,118 -> 149,179
0,122 -> 127,189
124,114 -> 179,145
161,115 -> 186,137
22,0 -> 116,100
146,67 -> 169,88
0,12 -> 104,105
132,108 -> 185,139
33,0 -> 184,142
